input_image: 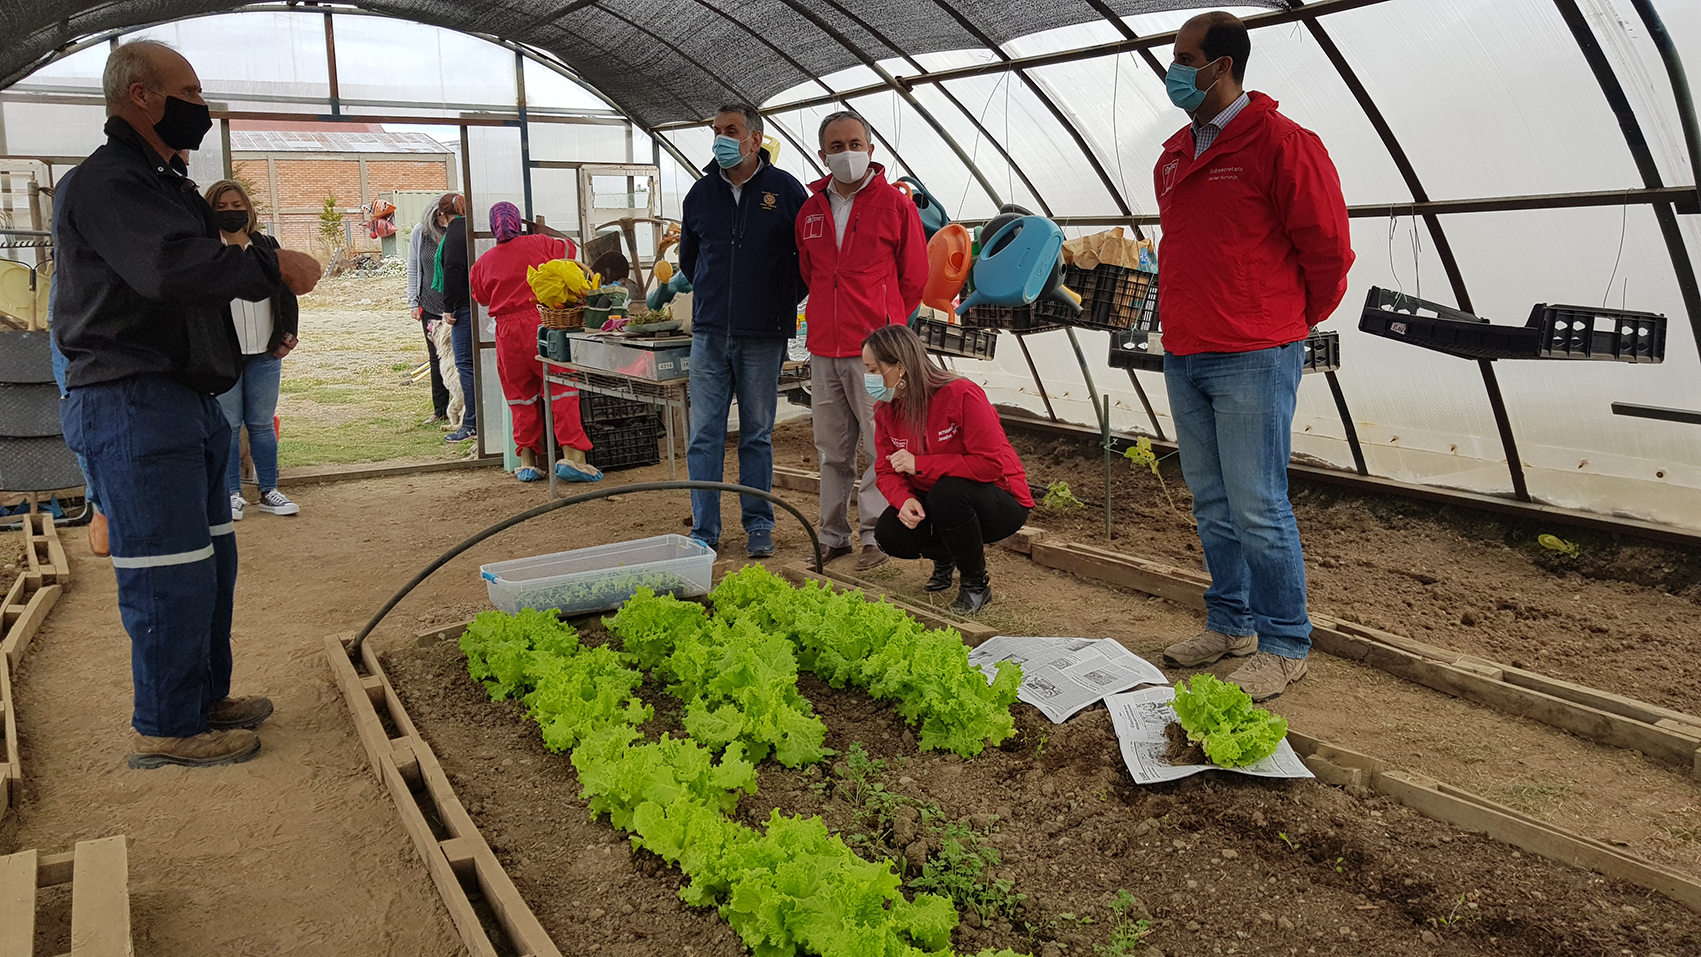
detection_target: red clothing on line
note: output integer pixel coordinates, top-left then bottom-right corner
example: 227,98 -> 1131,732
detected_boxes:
1153,92 -> 1355,356
795,163 -> 928,358
874,378 -> 1035,510
472,234 -> 589,455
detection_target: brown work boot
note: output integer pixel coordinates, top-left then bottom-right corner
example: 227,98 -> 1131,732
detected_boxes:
128,729 -> 261,769
1227,651 -> 1309,702
855,544 -> 888,571
209,695 -> 274,731
1162,629 -> 1258,667
88,510 -> 109,557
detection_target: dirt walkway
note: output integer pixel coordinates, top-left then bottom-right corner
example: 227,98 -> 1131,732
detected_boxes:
2,516 -> 465,953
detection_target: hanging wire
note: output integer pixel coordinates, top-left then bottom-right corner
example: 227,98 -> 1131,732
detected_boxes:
1386,207 -> 1404,301
956,73 -> 1010,217
1111,53 -> 1129,206
1603,189 -> 1630,308
1004,69 -> 1013,202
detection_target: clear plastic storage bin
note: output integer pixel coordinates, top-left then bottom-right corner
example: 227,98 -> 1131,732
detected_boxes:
480,534 -> 716,615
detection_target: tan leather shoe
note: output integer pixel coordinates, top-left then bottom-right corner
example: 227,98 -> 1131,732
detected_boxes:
855,544 -> 888,571
87,510 -> 109,557
1163,629 -> 1258,668
1227,651 -> 1309,702
128,729 -> 261,769
209,695 -> 274,731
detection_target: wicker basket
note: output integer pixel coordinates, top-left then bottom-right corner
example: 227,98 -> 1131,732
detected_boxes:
537,303 -> 585,331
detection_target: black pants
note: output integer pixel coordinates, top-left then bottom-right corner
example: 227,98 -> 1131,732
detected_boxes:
875,476 -> 1030,579
422,317 -> 449,417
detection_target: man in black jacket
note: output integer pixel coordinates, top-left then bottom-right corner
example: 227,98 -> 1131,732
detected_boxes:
54,39 -> 321,769
678,104 -> 808,558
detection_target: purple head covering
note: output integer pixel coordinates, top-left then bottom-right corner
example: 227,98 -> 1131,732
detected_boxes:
490,202 -> 523,243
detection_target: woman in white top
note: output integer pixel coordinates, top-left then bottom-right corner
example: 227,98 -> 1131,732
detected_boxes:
205,180 -> 301,520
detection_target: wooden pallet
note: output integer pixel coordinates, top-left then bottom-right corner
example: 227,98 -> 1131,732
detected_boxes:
1003,529 -> 1701,780
3,576 -> 62,673
0,835 -> 133,956
323,635 -> 562,957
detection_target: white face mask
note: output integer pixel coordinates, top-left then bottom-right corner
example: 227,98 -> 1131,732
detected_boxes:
824,148 -> 871,185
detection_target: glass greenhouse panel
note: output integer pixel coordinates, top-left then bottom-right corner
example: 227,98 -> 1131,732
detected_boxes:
529,167 -> 581,236
527,121 -> 633,165
904,83 -> 1043,220
1,101 -> 108,157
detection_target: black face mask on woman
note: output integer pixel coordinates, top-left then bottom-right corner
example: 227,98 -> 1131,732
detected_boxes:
215,210 -> 250,234
151,92 -> 213,151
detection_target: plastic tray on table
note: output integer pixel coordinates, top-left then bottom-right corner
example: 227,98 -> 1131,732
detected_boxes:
909,315 -> 999,359
480,533 -> 715,616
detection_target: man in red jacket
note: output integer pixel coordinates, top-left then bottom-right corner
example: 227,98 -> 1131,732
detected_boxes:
1155,12 -> 1354,701
796,110 -> 928,570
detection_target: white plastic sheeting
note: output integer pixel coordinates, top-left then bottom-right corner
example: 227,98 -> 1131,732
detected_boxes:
4,3 -> 1698,528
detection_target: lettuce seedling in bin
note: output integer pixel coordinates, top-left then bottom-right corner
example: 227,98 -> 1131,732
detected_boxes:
1170,672 -> 1289,767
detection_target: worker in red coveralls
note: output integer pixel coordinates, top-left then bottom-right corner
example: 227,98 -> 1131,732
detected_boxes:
796,110 -> 929,573
1154,12 -> 1354,701
470,202 -> 601,483
866,324 -> 1033,614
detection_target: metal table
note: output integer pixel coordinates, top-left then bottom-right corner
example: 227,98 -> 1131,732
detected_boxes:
540,356 -> 690,497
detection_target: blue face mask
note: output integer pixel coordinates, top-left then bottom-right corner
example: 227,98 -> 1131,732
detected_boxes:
864,372 -> 894,403
713,135 -> 746,169
1165,57 -> 1222,112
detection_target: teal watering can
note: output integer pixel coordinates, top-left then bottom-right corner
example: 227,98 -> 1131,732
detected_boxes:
956,215 -> 1066,315
646,271 -> 693,312
896,177 -> 950,239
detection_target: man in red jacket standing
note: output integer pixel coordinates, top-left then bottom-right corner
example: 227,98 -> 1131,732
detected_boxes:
796,110 -> 928,570
1155,12 -> 1354,701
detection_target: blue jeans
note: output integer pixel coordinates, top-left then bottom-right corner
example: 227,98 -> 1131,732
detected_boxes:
686,335 -> 787,545
451,306 -> 477,432
216,353 -> 282,496
48,329 -> 99,510
61,375 -> 237,737
1164,342 -> 1311,658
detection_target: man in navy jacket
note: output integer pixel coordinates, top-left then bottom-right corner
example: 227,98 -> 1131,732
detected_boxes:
678,103 -> 807,557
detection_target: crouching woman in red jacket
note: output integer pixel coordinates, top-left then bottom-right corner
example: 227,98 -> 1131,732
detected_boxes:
865,324 -> 1034,614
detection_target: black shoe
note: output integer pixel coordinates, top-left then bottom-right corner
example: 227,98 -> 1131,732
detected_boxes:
951,575 -> 993,615
925,560 -> 956,592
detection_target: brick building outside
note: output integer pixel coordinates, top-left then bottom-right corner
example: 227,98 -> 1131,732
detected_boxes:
228,120 -> 456,257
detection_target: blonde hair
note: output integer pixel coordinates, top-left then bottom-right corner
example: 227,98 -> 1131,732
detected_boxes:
203,179 -> 259,235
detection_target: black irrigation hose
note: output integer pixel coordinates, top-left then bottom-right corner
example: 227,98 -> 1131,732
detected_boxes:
346,481 -> 823,657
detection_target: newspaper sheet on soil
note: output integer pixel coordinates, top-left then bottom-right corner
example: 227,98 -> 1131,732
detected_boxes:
968,636 -> 1169,723
1105,685 -> 1313,785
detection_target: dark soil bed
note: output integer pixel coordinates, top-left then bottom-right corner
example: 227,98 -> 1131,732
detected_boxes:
383,619 -> 1701,957
767,418 -> 1701,715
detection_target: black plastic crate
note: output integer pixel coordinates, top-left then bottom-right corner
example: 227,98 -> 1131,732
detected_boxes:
1358,286 -> 1540,360
1302,330 -> 1341,373
585,416 -> 663,471
910,316 -> 998,360
1061,264 -> 1158,332
1535,304 -> 1666,363
961,304 -> 1062,334
1107,330 -> 1165,372
1110,328 -> 1340,375
580,392 -> 657,427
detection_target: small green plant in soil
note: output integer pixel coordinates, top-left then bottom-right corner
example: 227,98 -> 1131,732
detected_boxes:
908,819 -> 1025,927
1041,480 -> 1085,510
819,742 -> 911,854
1122,436 -> 1194,527
1094,889 -> 1152,956
1537,533 -> 1581,558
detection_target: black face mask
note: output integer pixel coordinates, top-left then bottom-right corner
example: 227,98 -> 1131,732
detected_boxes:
152,93 -> 213,151
215,210 -> 250,234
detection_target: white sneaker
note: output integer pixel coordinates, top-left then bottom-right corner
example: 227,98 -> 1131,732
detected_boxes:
257,489 -> 300,516
230,493 -> 246,522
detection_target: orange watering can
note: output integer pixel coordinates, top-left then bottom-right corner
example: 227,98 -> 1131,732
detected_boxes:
922,224 -> 972,316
